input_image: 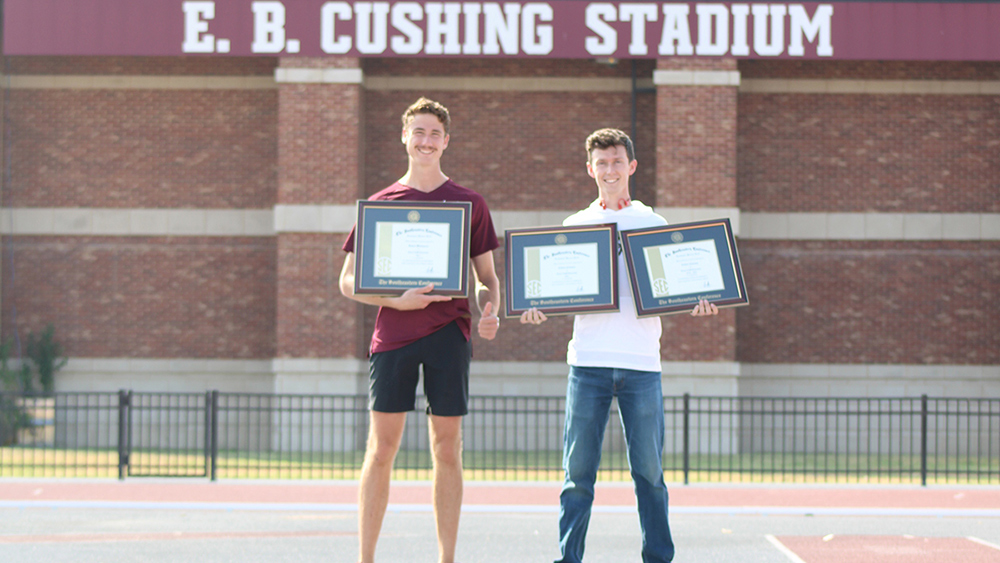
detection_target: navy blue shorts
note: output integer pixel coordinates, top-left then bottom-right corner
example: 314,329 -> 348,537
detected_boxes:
368,321 -> 471,416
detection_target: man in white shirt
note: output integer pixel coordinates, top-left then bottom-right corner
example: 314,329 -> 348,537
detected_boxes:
521,128 -> 718,563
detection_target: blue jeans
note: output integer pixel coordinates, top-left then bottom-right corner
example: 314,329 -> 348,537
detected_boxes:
555,366 -> 674,563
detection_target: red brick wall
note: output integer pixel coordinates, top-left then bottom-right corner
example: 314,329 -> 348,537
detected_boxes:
655,58 -> 738,208
737,241 -> 1000,365
736,61 -> 999,367
2,236 -> 276,359
276,83 -> 363,205
362,59 -> 658,210
276,58 -> 362,206
2,56 -> 995,369
274,58 -> 364,358
276,234 -> 359,358
738,93 -> 1000,213
653,59 -> 739,361
3,89 -> 277,208
1,56 -> 281,360
663,308 -> 738,362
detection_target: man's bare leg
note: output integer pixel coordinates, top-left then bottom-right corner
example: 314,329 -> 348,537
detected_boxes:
358,411 -> 406,563
428,415 -> 463,563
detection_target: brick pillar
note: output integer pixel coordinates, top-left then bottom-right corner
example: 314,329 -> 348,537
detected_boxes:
273,57 -> 366,392
654,59 -> 739,363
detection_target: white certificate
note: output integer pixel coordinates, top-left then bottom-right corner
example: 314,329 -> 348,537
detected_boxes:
524,243 -> 599,298
374,222 -> 450,279
644,239 -> 725,298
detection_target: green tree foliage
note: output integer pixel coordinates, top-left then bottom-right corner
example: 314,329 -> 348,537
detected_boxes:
0,339 -> 32,446
26,324 -> 67,395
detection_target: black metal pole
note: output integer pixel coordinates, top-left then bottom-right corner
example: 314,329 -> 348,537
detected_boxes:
920,394 -> 928,487
210,390 -> 219,481
117,389 -> 129,480
203,390 -> 212,479
683,393 -> 690,485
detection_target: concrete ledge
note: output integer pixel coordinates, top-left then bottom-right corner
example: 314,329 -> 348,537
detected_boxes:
271,357 -> 366,374
741,363 -> 1000,398
66,358 -> 273,374
364,76 -> 654,92
274,68 -> 363,84
273,204 -> 355,233
271,357 -> 368,395
656,208 -> 741,235
661,361 -> 742,377
741,78 -> 1000,95
1,208 -> 275,236
56,358 -> 275,394
5,209 -> 995,241
654,70 -> 740,87
742,212 -> 999,241
46,358 -> 998,399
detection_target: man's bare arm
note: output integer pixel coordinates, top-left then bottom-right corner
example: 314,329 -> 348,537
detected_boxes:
338,252 -> 452,311
471,251 -> 501,340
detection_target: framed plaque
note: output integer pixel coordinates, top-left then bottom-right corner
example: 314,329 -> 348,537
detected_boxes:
353,200 -> 472,296
504,224 -> 619,318
620,218 -> 748,317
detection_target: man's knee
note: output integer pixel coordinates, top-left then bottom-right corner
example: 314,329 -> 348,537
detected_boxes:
629,454 -> 665,485
365,414 -> 406,467
432,434 -> 462,466
365,435 -> 400,467
429,419 -> 463,466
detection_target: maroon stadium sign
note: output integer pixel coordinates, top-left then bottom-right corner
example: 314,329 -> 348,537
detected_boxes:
4,1 -> 999,60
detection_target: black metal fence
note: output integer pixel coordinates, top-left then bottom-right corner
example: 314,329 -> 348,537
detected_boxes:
1,392 -> 997,484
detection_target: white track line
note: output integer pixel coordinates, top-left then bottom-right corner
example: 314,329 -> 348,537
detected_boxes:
2,500 -> 1000,517
765,535 -> 808,563
671,506 -> 1000,518
967,536 -> 1000,551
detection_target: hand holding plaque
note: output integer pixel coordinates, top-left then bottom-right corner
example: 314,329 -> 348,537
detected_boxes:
504,224 -> 619,318
620,218 -> 748,317
353,200 -> 472,296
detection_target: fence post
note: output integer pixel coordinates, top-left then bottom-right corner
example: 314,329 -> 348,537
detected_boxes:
210,390 -> 219,481
920,394 -> 928,487
117,389 -> 129,481
683,393 -> 690,485
203,390 -> 212,479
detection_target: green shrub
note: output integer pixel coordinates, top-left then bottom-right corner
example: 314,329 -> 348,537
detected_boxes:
26,324 -> 67,395
0,339 -> 32,446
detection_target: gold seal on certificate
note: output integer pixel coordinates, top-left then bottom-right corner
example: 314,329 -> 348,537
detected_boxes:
353,200 -> 471,296
504,224 -> 619,318
621,218 -> 749,317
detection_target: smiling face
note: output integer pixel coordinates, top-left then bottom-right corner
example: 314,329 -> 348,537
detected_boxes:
586,144 -> 636,201
401,112 -> 450,167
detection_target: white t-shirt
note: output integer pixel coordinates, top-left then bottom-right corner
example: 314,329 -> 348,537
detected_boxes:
563,199 -> 667,372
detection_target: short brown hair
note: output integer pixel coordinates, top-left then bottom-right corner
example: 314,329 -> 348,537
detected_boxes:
401,97 -> 451,134
585,128 -> 634,163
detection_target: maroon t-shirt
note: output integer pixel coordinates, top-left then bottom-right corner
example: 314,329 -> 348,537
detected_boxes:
342,180 -> 499,354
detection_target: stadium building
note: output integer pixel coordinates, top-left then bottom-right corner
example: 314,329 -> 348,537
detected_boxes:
2,0 -> 997,402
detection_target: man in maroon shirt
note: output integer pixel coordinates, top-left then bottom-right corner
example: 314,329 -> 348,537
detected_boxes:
339,98 -> 501,563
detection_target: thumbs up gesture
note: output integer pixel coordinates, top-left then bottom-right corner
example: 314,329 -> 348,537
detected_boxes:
478,301 -> 500,340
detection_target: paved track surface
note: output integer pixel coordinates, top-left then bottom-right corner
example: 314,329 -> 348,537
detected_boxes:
2,480 -> 999,562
